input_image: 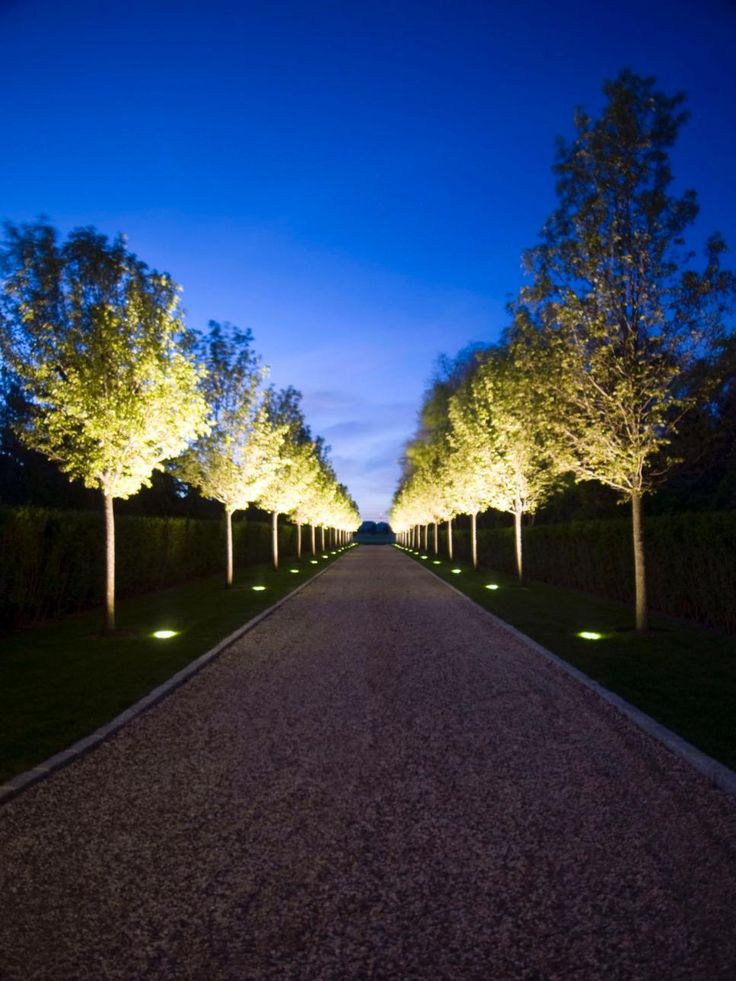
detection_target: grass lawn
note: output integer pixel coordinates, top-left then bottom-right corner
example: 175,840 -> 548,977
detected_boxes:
0,547 -> 351,784
398,545 -> 736,772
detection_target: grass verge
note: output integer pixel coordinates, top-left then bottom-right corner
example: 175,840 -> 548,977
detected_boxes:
397,545 -> 736,772
0,546 -> 353,784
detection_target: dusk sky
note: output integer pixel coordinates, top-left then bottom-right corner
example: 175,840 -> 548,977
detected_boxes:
2,0 -> 735,519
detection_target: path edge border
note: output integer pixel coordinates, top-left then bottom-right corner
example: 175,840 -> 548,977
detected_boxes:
0,560 -> 339,806
407,551 -> 736,799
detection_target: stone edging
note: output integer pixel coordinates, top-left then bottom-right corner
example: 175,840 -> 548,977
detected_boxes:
408,552 -> 736,799
0,561 -> 338,806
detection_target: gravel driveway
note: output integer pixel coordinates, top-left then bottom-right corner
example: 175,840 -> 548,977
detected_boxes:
2,545 -> 736,980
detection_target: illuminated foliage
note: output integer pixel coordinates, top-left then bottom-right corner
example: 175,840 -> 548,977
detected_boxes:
0,222 -> 209,631
514,70 -> 735,630
446,346 -> 559,577
257,388 -> 322,569
174,321 -> 287,586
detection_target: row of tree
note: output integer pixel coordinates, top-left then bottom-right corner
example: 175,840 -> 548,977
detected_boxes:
0,223 -> 359,633
391,70 -> 735,633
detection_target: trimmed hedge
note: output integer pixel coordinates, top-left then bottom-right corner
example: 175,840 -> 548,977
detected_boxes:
0,507 -> 297,628
441,511 -> 736,633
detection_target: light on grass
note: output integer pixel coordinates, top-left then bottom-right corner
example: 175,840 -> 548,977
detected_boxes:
289,568 -> 300,573
420,555 -> 428,559
252,585 -> 267,592
322,554 -> 329,559
432,560 -> 441,565
152,629 -> 178,640
485,584 -> 499,591
310,560 -> 319,564
451,568 -> 461,574
578,630 -> 603,641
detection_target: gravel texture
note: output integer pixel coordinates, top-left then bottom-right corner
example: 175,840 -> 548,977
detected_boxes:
2,545 -> 736,980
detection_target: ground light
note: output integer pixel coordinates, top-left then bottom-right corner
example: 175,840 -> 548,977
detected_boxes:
432,560 -> 441,565
152,629 -> 178,639
289,568 -> 300,573
578,630 -> 603,640
485,584 -> 499,591
252,585 -> 266,592
310,560 -> 318,564
451,568 -> 461,574
420,555 -> 428,559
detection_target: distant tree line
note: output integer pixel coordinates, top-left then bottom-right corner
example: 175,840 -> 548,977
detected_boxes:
0,225 -> 359,633
392,71 -> 736,633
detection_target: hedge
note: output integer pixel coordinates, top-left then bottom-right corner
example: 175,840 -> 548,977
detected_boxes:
0,507 -> 298,628
440,511 -> 736,634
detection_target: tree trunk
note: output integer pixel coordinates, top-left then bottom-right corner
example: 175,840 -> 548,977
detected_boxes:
631,490 -> 648,633
225,507 -> 234,587
320,526 -> 325,551
311,524 -> 316,555
272,511 -> 279,570
433,522 -> 438,554
514,507 -> 523,582
103,490 -> 115,633
297,522 -> 302,559
471,511 -> 478,569
422,524 -> 427,552
448,517 -> 453,560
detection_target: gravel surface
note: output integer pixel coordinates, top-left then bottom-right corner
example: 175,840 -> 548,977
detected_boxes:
2,545 -> 736,980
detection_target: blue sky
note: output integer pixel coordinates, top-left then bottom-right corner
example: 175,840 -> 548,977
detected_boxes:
2,0 -> 735,518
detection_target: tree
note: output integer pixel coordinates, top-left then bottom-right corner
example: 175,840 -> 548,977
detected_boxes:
447,346 -> 559,578
257,386 -> 320,569
0,221 -> 209,632
515,70 -> 735,631
395,347 -> 484,559
173,321 -> 285,586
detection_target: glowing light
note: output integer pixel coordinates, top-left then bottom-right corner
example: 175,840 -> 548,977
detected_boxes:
310,560 -> 318,564
289,568 -> 300,573
252,585 -> 266,592
152,629 -> 178,639
322,554 -> 329,559
420,554 -> 428,559
451,568 -> 461,574
578,631 -> 603,640
485,584 -> 499,590
432,560 -> 441,565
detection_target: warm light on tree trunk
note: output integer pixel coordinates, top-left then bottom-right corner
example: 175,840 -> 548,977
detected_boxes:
433,522 -> 438,554
272,511 -> 279,570
631,491 -> 648,633
225,507 -> 234,587
311,524 -> 316,555
297,522 -> 302,559
448,517 -> 453,560
471,511 -> 478,569
514,508 -> 523,582
103,491 -> 115,633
